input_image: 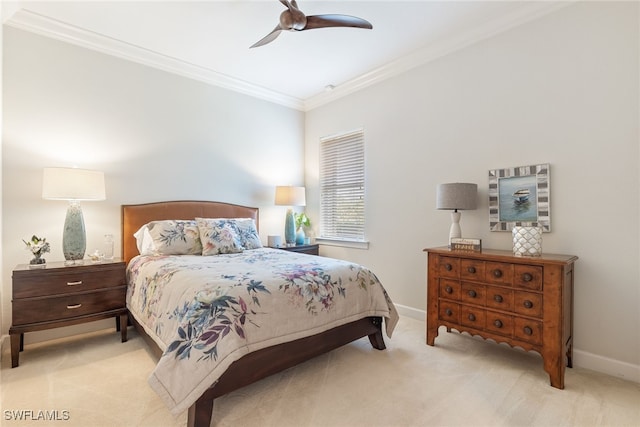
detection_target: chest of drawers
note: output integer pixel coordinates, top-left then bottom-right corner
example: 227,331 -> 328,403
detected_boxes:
9,260 -> 128,367
425,247 -> 577,389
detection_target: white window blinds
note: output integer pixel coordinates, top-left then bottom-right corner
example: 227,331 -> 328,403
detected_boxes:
319,129 -> 365,241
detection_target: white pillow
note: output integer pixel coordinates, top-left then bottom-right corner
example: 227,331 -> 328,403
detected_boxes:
134,220 -> 202,256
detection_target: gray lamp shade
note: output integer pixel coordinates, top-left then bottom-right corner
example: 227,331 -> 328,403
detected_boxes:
436,183 -> 477,211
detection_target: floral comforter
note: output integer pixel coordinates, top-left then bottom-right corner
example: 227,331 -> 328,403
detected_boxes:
126,248 -> 398,416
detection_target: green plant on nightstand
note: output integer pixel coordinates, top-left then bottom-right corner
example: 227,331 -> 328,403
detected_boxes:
294,213 -> 311,245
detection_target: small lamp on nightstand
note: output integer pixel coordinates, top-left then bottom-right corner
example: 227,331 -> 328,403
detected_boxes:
436,182 -> 477,243
275,185 -> 306,247
42,167 -> 106,264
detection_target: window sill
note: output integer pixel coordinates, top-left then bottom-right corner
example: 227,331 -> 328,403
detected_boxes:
315,238 -> 369,250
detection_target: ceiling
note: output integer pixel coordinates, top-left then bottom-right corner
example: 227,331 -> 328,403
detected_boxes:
3,1 -> 567,110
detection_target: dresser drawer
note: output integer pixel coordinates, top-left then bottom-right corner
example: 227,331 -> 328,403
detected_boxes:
439,279 -> 461,300
461,282 -> 486,306
438,256 -> 460,279
460,259 -> 485,281
485,262 -> 514,285
460,305 -> 485,329
439,301 -> 460,324
514,318 -> 543,346
485,311 -> 514,337
486,287 -> 514,311
514,265 -> 543,291
12,287 -> 126,325
514,291 -> 543,318
13,264 -> 126,298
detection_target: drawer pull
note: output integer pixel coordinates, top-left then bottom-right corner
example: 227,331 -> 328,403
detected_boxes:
66,281 -> 83,286
445,308 -> 453,316
468,290 -> 477,298
523,300 -> 533,309
494,294 -> 503,303
494,319 -> 503,328
66,304 -> 82,310
445,286 -> 453,294
522,273 -> 533,282
467,266 -> 476,274
493,269 -> 503,278
523,326 -> 533,336
445,263 -> 453,271
468,313 -> 476,321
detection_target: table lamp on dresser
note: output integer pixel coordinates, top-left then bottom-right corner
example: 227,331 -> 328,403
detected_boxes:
436,182 -> 477,243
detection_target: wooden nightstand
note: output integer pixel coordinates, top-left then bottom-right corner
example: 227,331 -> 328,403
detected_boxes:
9,259 -> 128,368
277,244 -> 319,256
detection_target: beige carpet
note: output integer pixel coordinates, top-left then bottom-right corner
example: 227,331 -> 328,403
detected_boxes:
1,316 -> 639,427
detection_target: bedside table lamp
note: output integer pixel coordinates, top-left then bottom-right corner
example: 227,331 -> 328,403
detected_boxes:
42,167 -> 106,264
436,182 -> 477,242
275,185 -> 306,247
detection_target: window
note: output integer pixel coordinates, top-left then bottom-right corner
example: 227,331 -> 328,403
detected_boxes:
319,129 -> 366,243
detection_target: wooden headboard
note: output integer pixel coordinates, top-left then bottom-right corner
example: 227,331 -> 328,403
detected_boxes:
121,200 -> 259,264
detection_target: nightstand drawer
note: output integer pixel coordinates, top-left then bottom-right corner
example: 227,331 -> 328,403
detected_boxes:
12,287 -> 126,325
13,264 -> 125,298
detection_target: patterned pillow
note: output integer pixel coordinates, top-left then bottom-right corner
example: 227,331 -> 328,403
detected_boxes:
134,220 -> 202,256
234,218 -> 262,250
196,218 -> 245,255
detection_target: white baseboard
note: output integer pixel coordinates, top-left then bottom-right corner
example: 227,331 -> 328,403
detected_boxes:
394,303 -> 425,321
394,303 -> 639,384
573,349 -> 640,383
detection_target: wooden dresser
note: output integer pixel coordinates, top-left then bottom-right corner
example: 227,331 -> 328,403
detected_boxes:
9,260 -> 128,367
425,247 -> 577,389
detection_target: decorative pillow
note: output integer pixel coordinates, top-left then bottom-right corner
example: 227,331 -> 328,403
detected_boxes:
134,220 -> 202,256
196,218 -> 245,255
234,218 -> 262,250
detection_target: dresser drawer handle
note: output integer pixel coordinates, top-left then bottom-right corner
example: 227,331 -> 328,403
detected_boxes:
468,313 -> 476,321
468,290 -> 477,298
445,308 -> 453,316
467,266 -> 476,274
494,319 -> 503,328
66,304 -> 82,310
66,280 -> 83,286
445,286 -> 453,294
445,263 -> 453,271
522,273 -> 533,282
494,294 -> 503,303
523,300 -> 533,309
523,326 -> 533,336
493,269 -> 503,278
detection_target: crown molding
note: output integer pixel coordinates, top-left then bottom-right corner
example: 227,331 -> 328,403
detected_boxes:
6,3 -> 572,113
304,1 -> 573,111
5,9 -> 306,111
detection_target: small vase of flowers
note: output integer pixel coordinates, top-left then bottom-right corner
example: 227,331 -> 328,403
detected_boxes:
23,235 -> 50,267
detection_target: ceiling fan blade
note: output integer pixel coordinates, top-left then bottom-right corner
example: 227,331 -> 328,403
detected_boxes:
304,14 -> 373,30
250,25 -> 283,48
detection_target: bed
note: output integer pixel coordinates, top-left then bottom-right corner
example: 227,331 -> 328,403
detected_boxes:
121,200 -> 398,427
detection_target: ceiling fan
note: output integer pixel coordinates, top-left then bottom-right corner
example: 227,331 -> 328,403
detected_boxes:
251,0 -> 373,48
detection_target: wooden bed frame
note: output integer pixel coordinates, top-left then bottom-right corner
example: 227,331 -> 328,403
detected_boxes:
121,201 -> 386,427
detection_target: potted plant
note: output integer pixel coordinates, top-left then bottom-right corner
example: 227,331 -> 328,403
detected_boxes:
23,235 -> 50,266
294,213 -> 311,245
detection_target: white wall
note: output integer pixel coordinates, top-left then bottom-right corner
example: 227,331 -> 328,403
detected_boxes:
1,27 -> 305,342
305,1 -> 639,380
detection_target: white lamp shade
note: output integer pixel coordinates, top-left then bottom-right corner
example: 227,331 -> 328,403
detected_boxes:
275,186 -> 306,207
42,168 -> 106,201
436,183 -> 477,211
